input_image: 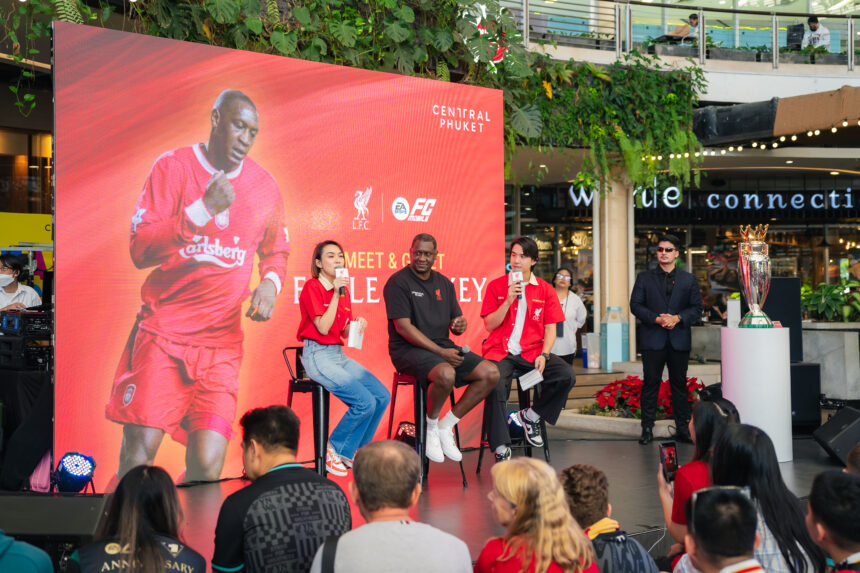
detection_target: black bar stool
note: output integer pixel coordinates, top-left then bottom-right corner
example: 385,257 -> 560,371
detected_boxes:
386,372 -> 467,487
476,381 -> 550,474
283,346 -> 330,477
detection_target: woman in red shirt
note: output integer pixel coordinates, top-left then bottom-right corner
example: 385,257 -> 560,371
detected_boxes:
475,458 -> 598,573
297,240 -> 390,476
657,398 -> 736,567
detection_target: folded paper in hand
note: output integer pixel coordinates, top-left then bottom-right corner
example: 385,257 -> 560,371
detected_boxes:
347,320 -> 363,349
518,368 -> 543,390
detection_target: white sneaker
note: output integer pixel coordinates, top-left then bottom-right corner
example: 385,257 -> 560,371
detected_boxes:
425,426 -> 445,463
438,425 -> 463,462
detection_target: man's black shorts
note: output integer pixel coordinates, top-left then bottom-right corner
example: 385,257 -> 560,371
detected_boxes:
391,348 -> 485,387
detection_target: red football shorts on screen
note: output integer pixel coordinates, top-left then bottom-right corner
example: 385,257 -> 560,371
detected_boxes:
105,327 -> 243,444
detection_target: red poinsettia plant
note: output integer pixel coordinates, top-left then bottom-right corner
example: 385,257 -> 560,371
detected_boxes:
585,375 -> 704,419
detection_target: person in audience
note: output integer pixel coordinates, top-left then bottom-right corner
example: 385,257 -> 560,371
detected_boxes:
846,443 -> 860,475
560,464 -> 658,573
67,465 -> 205,573
684,486 -> 764,573
709,424 -> 825,573
805,470 -> 860,572
482,236 -> 575,462
383,233 -> 499,464
659,400 -> 735,549
0,253 -> 41,312
309,440 -> 471,572
0,530 -> 52,573
298,240 -> 390,476
212,406 -> 351,573
475,457 -> 598,573
550,266 -> 588,365
802,17 -> 831,52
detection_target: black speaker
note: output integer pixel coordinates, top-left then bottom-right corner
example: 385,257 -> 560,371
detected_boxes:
813,406 -> 860,465
790,362 -> 821,431
0,494 -> 107,567
761,277 -> 803,362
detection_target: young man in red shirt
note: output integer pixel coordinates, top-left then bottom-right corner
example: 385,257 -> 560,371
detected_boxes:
481,236 -> 574,462
105,90 -> 290,482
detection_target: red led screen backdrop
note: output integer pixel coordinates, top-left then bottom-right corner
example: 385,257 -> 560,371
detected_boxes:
53,22 -> 503,489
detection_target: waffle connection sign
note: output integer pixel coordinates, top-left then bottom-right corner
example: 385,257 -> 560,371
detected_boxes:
568,186 -> 855,211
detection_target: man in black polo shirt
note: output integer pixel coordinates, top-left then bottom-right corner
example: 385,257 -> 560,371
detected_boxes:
383,233 -> 498,464
212,405 -> 351,573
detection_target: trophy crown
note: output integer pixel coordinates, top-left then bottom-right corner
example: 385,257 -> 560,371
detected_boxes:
740,224 -> 769,243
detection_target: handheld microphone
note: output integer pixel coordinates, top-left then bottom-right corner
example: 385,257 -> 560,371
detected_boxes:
511,271 -> 524,300
459,345 -> 470,356
335,266 -> 349,297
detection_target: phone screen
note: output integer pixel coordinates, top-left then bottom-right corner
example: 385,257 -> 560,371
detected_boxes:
659,441 -> 679,482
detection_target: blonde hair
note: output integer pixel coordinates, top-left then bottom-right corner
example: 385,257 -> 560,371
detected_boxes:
491,458 -> 595,573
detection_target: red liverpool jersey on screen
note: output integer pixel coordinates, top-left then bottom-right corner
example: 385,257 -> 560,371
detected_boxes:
130,144 -> 289,346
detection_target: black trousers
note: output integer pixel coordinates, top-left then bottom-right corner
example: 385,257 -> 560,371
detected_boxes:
640,345 -> 691,430
485,354 -> 575,450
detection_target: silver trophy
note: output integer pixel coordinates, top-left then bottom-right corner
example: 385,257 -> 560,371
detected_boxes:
738,224 -> 773,328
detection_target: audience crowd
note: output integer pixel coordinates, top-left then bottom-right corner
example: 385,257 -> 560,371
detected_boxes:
2,406 -> 859,573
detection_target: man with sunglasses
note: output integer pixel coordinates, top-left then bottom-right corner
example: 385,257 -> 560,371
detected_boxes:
630,234 -> 702,445
685,487 -> 763,573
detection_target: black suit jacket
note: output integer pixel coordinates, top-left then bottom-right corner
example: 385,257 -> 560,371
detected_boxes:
630,267 -> 702,351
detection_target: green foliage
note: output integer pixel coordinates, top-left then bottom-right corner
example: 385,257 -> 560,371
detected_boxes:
0,0 -> 705,188
802,279 -> 860,322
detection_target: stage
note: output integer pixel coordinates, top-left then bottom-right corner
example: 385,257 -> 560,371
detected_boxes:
173,426 -> 841,569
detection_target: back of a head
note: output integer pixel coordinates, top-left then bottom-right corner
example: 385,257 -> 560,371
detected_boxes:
558,464 -> 609,529
808,470 -> 860,552
97,465 -> 181,571
492,458 -> 593,571
691,400 -> 732,463
846,442 -> 860,475
240,405 -> 300,452
685,488 -> 757,563
353,440 -> 420,512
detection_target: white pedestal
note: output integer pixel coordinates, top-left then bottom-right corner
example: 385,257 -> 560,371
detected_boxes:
721,327 -> 793,462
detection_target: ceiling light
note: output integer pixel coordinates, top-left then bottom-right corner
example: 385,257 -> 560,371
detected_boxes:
814,129 -> 820,135
785,160 -> 794,164
779,136 -> 786,141
831,171 -> 840,175
807,131 -> 814,136
831,126 -> 838,133
791,135 -> 797,141
842,120 -> 848,127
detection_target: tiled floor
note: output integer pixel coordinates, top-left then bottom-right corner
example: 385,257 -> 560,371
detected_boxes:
178,426 -> 842,567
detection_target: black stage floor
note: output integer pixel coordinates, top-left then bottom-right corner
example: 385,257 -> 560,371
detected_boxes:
176,427 -> 841,570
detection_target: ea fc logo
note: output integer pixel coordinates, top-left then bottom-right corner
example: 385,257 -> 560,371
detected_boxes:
392,197 -> 410,221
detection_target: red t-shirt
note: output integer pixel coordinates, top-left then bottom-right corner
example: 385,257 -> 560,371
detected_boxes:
297,278 -> 353,345
474,537 -> 599,573
481,275 -> 565,362
131,144 -> 290,346
671,459 -> 711,525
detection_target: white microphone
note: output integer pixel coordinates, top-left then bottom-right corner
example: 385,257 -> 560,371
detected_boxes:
459,345 -> 470,356
335,266 -> 349,297
511,271 -> 524,300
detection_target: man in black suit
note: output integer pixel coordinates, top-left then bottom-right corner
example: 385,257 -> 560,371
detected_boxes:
630,235 -> 702,445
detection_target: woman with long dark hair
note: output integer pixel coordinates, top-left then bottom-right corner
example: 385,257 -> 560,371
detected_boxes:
68,465 -> 204,573
549,267 -> 587,365
0,253 -> 41,311
297,240 -> 389,476
658,399 -> 735,545
710,424 -> 826,573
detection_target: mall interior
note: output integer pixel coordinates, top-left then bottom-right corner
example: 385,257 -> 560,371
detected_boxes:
1,0 -> 859,569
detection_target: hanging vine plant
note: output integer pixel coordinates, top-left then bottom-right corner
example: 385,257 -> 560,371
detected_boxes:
0,0 -> 706,188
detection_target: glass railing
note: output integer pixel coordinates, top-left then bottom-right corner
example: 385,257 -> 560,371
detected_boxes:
502,0 -> 858,69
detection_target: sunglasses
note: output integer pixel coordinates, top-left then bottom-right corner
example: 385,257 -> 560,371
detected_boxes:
688,485 -> 750,537
656,247 -> 676,253
555,274 -> 572,280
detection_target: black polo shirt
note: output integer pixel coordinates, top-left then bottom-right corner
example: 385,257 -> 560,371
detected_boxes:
212,463 -> 351,573
383,266 -> 462,359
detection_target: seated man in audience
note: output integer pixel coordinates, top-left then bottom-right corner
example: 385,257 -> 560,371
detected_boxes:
0,530 -> 52,573
806,470 -> 860,572
310,440 -> 472,572
846,443 -> 860,475
559,464 -> 658,573
213,405 -> 351,573
684,487 -> 763,573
